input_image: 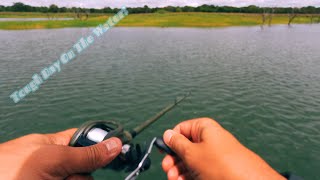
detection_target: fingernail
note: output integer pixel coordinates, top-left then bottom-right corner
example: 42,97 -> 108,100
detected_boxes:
164,130 -> 174,144
168,168 -> 177,178
177,176 -> 184,180
104,138 -> 120,155
168,168 -> 174,177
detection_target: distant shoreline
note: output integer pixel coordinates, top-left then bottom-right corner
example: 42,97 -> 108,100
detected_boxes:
0,12 -> 317,30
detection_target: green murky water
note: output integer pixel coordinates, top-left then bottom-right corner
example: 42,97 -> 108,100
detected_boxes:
0,25 -> 319,179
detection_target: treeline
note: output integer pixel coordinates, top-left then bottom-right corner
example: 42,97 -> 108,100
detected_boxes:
1,2 -> 320,14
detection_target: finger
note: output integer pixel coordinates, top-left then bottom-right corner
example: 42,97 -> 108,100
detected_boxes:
177,173 -> 194,180
61,137 -> 122,174
175,162 -> 188,174
177,174 -> 187,180
167,162 -> 187,180
173,117 -> 220,142
66,174 -> 93,180
163,130 -> 193,159
167,166 -> 179,180
47,128 -> 78,145
162,155 -> 176,172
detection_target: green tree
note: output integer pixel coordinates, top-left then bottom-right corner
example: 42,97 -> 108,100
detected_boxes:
245,5 -> 262,13
59,7 -> 67,13
301,6 -> 316,14
0,5 -> 5,12
1,3 -> 320,14
102,7 -> 112,13
49,4 -> 59,13
39,6 -> 49,13
198,5 -> 213,12
11,2 -> 26,12
182,6 -> 194,12
164,6 -> 176,12
143,5 -> 151,13
176,7 -> 182,12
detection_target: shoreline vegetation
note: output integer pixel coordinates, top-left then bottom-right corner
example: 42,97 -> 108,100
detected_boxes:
0,12 -> 318,30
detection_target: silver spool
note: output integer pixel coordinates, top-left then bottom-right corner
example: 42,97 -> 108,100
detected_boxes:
87,128 -> 108,143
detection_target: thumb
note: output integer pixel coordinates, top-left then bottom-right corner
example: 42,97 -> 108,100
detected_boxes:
62,137 -> 122,174
163,130 -> 193,159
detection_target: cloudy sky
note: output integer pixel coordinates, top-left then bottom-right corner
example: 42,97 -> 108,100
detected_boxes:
1,0 -> 320,8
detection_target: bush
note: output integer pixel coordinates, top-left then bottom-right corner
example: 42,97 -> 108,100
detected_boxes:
156,9 -> 169,14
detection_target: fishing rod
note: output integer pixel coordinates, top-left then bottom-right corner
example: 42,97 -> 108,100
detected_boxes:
69,93 -> 189,179
130,92 -> 190,138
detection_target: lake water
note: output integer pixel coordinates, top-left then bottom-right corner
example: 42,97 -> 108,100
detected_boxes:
0,18 -> 74,21
0,25 -> 319,179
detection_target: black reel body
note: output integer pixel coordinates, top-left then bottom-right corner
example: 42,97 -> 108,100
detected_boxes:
69,120 -> 151,172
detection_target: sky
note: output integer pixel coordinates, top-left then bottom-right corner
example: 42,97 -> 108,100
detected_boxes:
1,0 -> 320,8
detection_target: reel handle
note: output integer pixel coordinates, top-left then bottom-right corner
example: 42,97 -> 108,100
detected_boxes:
155,137 -> 175,156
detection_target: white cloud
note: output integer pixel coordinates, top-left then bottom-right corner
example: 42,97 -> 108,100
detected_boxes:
1,0 -> 320,8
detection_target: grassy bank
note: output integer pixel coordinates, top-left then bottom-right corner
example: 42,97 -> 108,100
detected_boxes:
0,12 -> 316,30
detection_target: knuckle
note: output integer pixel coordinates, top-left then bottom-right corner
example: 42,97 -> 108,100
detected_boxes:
26,133 -> 50,143
199,117 -> 220,127
170,138 -> 180,152
199,117 -> 214,123
169,134 -> 178,147
171,137 -> 190,157
182,146 -> 192,157
85,145 -> 104,168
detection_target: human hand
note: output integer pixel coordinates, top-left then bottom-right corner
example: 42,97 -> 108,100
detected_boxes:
162,118 -> 286,180
0,129 -> 122,180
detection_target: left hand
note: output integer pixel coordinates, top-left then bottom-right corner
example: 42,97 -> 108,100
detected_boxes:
0,129 -> 122,180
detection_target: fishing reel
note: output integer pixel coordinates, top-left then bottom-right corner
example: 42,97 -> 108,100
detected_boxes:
69,120 -> 128,147
69,120 -> 174,178
68,94 -> 188,179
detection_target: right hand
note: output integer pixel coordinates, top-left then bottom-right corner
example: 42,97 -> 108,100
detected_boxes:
162,118 -> 286,180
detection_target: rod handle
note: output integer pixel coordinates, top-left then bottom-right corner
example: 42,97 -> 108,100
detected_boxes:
155,137 -> 175,156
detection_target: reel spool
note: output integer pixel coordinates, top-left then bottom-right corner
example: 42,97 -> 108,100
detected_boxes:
69,120 -> 125,147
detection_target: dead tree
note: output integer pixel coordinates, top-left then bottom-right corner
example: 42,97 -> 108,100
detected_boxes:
74,8 -> 89,21
261,8 -> 268,29
82,10 -> 89,21
46,13 -> 51,20
268,8 -> 275,26
46,13 -> 57,20
261,10 -> 267,29
288,8 -> 297,26
309,14 -> 320,24
261,8 -> 275,29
